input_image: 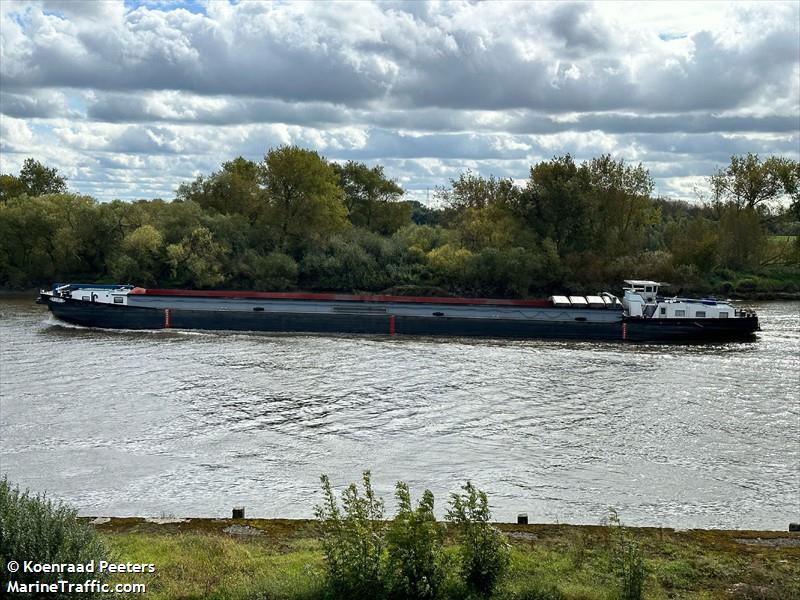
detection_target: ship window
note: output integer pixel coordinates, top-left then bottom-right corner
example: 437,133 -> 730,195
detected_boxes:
253,307 -> 264,312
696,311 -> 706,318
113,297 -> 124,304
719,312 -> 728,318
82,296 -> 90,301
660,307 -> 666,315
675,309 -> 686,317
432,312 -> 444,316
645,286 -> 653,293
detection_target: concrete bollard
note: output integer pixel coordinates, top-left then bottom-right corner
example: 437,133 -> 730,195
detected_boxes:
517,513 -> 528,525
232,507 -> 245,519
790,523 -> 800,532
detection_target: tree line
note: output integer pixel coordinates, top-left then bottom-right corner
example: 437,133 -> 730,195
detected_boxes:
1,149 -> 798,297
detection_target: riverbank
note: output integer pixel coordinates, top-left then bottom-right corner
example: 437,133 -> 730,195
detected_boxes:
92,517 -> 798,599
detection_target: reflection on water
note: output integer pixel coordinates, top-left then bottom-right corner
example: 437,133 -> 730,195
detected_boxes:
1,297 -> 798,528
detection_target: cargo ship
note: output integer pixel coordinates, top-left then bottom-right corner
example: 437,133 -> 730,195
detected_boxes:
37,280 -> 759,343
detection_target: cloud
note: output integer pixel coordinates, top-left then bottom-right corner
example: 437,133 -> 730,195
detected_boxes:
0,90 -> 73,119
0,0 -> 797,202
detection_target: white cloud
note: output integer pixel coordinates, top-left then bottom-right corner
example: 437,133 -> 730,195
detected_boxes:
0,0 -> 797,201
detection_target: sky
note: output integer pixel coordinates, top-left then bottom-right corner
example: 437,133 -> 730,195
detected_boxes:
1,0 -> 798,203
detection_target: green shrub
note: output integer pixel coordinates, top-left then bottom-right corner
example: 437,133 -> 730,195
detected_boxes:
315,472 -> 387,598
606,509 -> 646,600
386,483 -> 444,599
735,277 -> 760,294
0,477 -> 109,598
446,481 -> 510,597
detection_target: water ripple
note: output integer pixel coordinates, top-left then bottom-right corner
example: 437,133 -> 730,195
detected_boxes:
1,298 -> 798,527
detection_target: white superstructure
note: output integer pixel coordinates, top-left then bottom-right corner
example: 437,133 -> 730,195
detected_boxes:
621,280 -> 742,319
50,283 -> 133,306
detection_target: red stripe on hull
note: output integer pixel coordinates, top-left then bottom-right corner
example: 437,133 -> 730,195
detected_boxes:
131,288 -> 553,307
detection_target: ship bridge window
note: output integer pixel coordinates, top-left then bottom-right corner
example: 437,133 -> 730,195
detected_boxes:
113,297 -> 124,304
660,307 -> 666,315
719,312 -> 728,318
675,309 -> 686,317
695,311 -> 706,318
645,286 -> 653,293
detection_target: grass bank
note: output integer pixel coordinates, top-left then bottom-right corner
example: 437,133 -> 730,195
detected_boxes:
92,517 -> 799,599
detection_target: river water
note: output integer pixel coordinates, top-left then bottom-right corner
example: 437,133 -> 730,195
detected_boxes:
1,296 -> 797,529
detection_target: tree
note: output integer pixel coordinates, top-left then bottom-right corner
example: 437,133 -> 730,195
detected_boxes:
17,158 -> 68,196
518,155 -> 593,255
176,157 -> 262,220
259,146 -> 348,251
0,174 -> 27,202
332,161 -> 408,234
587,155 -> 657,256
717,205 -> 765,271
166,226 -> 228,288
665,215 -> 719,274
109,224 -> 164,285
437,170 -> 519,212
710,153 -> 800,210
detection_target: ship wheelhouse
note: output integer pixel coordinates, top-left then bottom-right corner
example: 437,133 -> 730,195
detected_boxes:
621,280 -> 746,320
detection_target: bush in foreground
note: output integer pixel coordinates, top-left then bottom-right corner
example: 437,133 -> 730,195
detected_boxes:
316,474 -> 509,599
386,482 -> 444,599
315,471 -> 387,598
0,477 -> 109,598
446,481 -> 510,598
607,509 -> 647,600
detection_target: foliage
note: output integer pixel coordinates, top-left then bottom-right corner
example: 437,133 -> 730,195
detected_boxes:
438,170 -> 519,211
166,226 -> 228,288
0,477 -> 109,598
333,160 -> 407,234
446,481 -> 510,597
606,509 -> 647,600
260,146 -> 348,251
717,205 -> 765,271
586,155 -> 657,257
240,250 -> 298,291
176,156 -> 262,220
0,158 -> 68,200
1,153 -> 798,298
315,472 -> 387,598
386,483 -> 444,600
710,153 -> 799,209
518,154 -> 593,255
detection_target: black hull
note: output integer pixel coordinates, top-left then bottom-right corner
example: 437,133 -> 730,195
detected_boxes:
47,298 -> 622,340
44,298 -> 759,343
623,316 -> 759,343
